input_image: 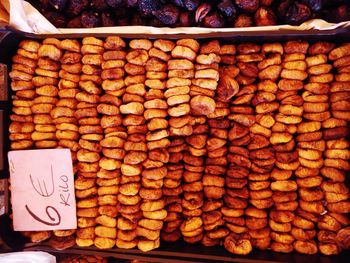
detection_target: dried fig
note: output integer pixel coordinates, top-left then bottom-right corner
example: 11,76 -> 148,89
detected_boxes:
217,75 -> 240,102
336,227 -> 350,250
190,95 -> 216,115
237,62 -> 258,78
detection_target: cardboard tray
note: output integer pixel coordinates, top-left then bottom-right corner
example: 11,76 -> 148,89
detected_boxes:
0,30 -> 349,262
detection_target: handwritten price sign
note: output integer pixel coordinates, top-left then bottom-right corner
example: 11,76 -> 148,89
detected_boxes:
8,149 -> 77,231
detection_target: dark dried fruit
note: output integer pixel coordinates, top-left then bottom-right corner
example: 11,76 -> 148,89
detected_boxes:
203,12 -> 225,28
218,0 -> 237,18
101,12 -> 115,26
45,11 -> 66,27
255,7 -> 276,26
66,0 -> 89,16
234,14 -> 253,27
38,0 -> 50,10
277,0 -> 292,18
131,13 -> 144,25
184,0 -> 200,11
117,18 -> 129,26
235,0 -> 259,13
49,0 -> 66,11
148,18 -> 164,27
114,7 -> 128,19
284,3 -> 311,25
171,0 -> 185,7
125,0 -> 138,8
153,4 -> 180,25
195,3 -> 212,23
325,5 -> 350,23
179,11 -> 194,26
81,11 -> 101,28
301,0 -> 323,12
138,0 -> 161,16
260,0 -> 274,6
67,16 -> 82,27
91,0 -> 108,11
106,0 -> 123,8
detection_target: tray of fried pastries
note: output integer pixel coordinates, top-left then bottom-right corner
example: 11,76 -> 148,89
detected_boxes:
0,31 -> 349,263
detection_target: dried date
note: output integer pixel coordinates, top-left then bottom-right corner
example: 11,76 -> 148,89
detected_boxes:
101,12 -> 116,26
44,11 -> 66,27
66,0 -> 89,16
138,0 -> 161,16
49,0 -> 67,11
218,0 -> 237,18
183,0 -> 200,11
67,16 -> 82,27
106,0 -> 123,8
81,11 -> 101,28
153,4 -> 180,25
235,0 -> 259,13
203,12 -> 225,28
284,2 -> 311,25
91,0 -> 109,11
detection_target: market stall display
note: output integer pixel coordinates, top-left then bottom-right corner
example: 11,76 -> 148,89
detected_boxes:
7,37 -> 350,257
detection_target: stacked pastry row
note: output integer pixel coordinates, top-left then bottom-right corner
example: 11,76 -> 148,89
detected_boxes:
8,38 -> 350,255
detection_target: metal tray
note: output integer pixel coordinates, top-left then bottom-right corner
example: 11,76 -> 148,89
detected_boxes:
0,29 -> 349,263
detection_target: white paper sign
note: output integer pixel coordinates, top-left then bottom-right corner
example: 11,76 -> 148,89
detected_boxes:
8,149 -> 76,231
